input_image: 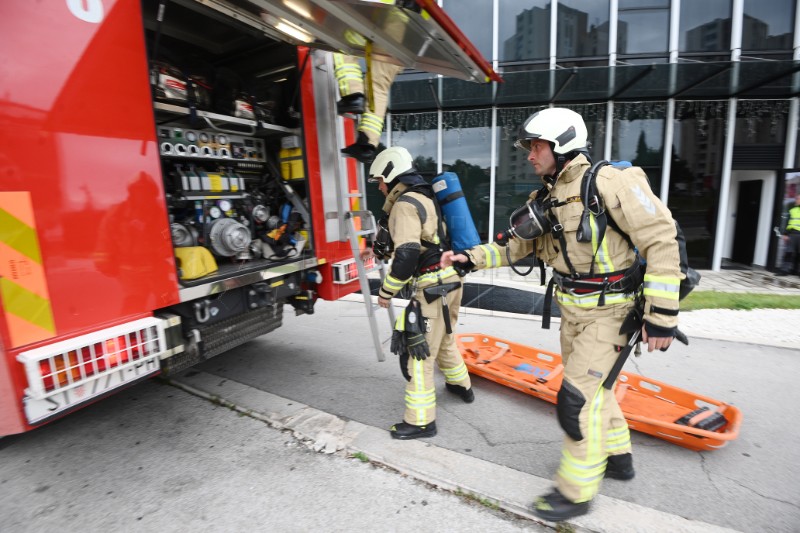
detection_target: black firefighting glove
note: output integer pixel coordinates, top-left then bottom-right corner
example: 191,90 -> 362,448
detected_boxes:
403,298 -> 429,361
405,332 -> 429,361
390,299 -> 430,366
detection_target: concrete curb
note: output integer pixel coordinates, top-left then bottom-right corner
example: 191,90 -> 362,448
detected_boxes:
169,370 -> 739,533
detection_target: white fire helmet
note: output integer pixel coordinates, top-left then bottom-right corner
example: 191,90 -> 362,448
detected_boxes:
514,108 -> 588,155
368,146 -> 415,184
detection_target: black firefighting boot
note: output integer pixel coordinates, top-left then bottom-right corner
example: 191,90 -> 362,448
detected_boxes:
445,383 -> 475,403
605,452 -> 635,480
531,489 -> 590,522
336,92 -> 365,115
341,132 -> 376,164
390,421 -> 437,440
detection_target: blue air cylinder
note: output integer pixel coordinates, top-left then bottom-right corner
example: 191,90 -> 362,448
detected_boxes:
432,172 -> 481,253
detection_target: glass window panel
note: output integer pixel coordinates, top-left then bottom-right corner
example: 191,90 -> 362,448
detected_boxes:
680,0 -> 732,53
495,107 -> 547,233
734,100 -> 789,145
619,0 -> 669,8
390,73 -> 438,112
611,102 -> 666,193
442,77 -> 494,108
442,110 -> 493,240
366,113 -> 439,216
670,101 -> 729,269
494,65 -> 553,105
743,0 -> 795,52
557,0 -> 610,59
499,0 -> 552,62
443,0 -> 493,62
617,9 -> 669,55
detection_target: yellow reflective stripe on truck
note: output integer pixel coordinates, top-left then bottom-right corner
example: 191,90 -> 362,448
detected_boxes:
0,192 -> 56,347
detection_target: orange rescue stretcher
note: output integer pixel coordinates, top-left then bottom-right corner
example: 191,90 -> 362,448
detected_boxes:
456,333 -> 742,452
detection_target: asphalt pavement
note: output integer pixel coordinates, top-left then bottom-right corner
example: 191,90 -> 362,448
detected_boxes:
0,379 -> 541,533
171,268 -> 800,533
3,268 -> 798,532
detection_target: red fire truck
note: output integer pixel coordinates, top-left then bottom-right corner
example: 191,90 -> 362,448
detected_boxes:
0,0 -> 498,436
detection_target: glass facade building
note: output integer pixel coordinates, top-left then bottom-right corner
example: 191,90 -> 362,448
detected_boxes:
373,0 -> 800,271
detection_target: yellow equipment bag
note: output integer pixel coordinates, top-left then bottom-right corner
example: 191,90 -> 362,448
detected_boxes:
174,246 -> 218,280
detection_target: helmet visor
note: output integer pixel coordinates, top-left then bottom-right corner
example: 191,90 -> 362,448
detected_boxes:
513,138 -> 532,152
367,175 -> 382,184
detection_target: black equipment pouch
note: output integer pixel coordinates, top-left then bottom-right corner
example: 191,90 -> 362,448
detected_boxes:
422,281 -> 461,334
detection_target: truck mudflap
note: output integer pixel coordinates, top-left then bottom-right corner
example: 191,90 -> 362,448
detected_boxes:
456,333 -> 743,452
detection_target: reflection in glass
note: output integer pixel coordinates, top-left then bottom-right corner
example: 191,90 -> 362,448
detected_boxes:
734,100 -> 789,144
499,0 -> 552,62
612,102 -> 665,193
443,0 -> 494,61
680,0 -> 732,53
366,114 -> 439,218
442,110 -> 493,240
743,0 -> 795,52
391,112 -> 439,172
495,107 -> 546,235
617,7 -> 669,56
670,101 -> 728,268
557,0 -> 610,59
390,73 -> 438,111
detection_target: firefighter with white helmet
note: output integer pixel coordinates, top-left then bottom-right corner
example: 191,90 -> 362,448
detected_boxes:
367,146 -> 474,440
443,108 -> 683,521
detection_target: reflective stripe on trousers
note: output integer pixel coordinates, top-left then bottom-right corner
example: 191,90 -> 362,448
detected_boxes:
556,315 -> 632,503
403,281 -> 470,425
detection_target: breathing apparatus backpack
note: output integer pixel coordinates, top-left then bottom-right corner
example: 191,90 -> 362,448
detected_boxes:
373,172 -> 481,272
577,160 -> 701,301
431,172 -> 481,253
499,160 -> 700,329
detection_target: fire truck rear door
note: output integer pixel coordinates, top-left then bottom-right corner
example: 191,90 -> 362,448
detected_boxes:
200,0 -> 500,83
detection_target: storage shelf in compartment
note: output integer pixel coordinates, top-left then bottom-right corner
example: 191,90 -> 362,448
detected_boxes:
154,102 -> 299,137
161,154 -> 267,164
180,193 -> 248,200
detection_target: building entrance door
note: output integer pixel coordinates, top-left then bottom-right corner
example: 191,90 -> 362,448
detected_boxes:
731,180 -> 763,265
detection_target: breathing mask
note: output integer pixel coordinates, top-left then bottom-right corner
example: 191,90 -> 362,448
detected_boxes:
496,198 -> 552,246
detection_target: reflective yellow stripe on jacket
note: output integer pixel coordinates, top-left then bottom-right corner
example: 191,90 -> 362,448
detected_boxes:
642,273 -> 680,301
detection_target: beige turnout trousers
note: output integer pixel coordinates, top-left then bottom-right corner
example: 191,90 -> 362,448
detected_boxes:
403,274 -> 471,426
333,54 -> 402,146
555,302 -> 634,503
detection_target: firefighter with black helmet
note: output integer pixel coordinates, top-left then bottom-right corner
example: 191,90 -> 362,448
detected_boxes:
367,146 -> 474,440
443,108 -> 682,521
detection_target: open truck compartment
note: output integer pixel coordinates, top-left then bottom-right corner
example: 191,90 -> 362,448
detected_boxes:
142,0 -> 313,286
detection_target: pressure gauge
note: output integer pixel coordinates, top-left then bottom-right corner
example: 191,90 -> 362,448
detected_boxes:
218,199 -> 232,212
217,134 -> 228,145
185,131 -> 197,142
199,132 -> 210,143
208,206 -> 222,219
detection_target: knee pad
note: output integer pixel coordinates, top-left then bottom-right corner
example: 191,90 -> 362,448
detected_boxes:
557,380 -> 586,441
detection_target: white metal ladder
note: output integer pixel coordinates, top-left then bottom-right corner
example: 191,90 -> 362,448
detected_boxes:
343,211 -> 396,362
311,50 -> 396,362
